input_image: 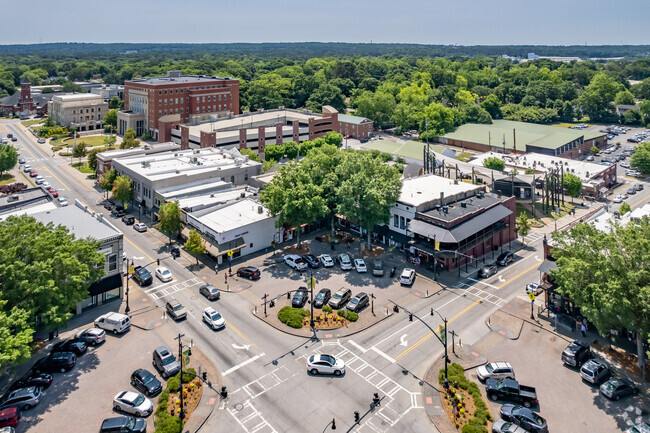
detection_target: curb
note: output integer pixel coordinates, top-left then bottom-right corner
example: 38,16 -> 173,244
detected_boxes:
484,316 -> 525,340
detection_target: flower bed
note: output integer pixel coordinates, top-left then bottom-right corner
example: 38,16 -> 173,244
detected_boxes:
153,367 -> 202,433
439,363 -> 493,433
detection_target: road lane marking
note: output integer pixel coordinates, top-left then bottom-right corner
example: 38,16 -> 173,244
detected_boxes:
227,321 -> 259,350
223,352 -> 265,376
38,167 -> 71,192
467,278 -> 499,289
399,334 -> 408,346
371,346 -> 396,364
347,340 -> 367,353
498,261 -> 542,289
123,236 -> 155,262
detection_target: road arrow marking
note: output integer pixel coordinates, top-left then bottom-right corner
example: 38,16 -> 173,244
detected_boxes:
534,255 -> 542,261
232,343 -> 251,351
133,256 -> 144,260
498,275 -> 505,282
400,334 -> 408,346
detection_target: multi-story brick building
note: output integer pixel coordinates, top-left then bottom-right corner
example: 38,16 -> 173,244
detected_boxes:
117,71 -> 239,139
0,79 -> 58,117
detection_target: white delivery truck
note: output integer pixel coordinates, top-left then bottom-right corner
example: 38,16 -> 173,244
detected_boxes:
94,312 -> 131,334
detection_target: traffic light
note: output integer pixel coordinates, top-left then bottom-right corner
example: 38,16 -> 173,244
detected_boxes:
287,292 -> 291,299
431,308 -> 434,316
331,418 -> 336,430
409,313 -> 413,322
393,305 -> 399,313
354,411 -> 360,423
157,258 -> 160,266
372,393 -> 381,407
202,371 -> 207,381
269,300 -> 275,308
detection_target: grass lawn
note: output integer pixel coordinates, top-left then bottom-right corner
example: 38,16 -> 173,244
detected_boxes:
534,201 -> 575,219
72,162 -> 95,174
516,202 -> 545,227
62,135 -> 110,147
456,152 -> 472,162
21,119 -> 44,127
0,173 -> 15,186
552,122 -> 593,129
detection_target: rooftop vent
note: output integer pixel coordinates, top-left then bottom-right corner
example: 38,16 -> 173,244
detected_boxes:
258,206 -> 264,214
461,202 -> 467,208
240,192 -> 246,198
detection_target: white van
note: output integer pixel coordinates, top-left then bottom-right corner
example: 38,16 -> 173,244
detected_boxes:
94,312 -> 131,334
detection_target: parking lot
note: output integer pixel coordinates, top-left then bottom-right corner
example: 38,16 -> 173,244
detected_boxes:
470,310 -> 649,433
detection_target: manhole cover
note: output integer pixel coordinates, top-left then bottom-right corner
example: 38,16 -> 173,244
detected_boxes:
234,403 -> 244,411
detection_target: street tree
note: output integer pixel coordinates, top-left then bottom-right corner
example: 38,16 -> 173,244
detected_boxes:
619,202 -> 631,215
0,143 -> 19,178
238,148 -> 259,162
87,148 -> 100,171
336,151 -> 402,251
483,157 -> 505,171
302,144 -> 343,238
120,128 -> 140,149
563,173 -> 583,202
72,141 -> 87,164
630,141 -> 650,174
111,175 -> 132,207
516,213 -> 532,244
322,131 -> 343,148
103,109 -> 117,128
591,145 -> 600,155
550,218 -> 650,367
260,161 -> 328,249
109,97 -> 121,109
99,168 -> 117,198
0,301 -> 34,369
157,201 -> 182,246
184,229 -> 206,265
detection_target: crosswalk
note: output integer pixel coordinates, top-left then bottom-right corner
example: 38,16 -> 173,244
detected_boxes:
522,231 -> 545,244
144,277 -> 202,300
456,282 -> 507,307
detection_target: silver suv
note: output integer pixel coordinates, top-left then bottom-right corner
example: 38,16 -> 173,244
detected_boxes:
165,299 -> 187,320
152,346 -> 180,378
0,386 -> 42,411
476,362 -> 515,381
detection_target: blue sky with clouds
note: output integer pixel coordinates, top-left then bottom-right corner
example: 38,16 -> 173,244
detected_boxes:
4,0 -> 649,45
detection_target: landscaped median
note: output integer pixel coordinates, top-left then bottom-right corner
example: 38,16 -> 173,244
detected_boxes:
439,363 -> 493,433
153,367 -> 203,433
278,306 -> 358,329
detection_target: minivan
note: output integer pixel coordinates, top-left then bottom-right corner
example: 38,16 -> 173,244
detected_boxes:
94,312 -> 131,334
152,346 -> 180,378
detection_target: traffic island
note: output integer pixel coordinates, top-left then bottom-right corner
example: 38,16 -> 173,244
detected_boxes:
438,363 -> 493,433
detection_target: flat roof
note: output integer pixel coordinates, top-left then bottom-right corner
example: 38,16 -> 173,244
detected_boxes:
52,93 -> 105,102
588,203 -> 650,232
126,75 -> 237,86
443,120 -> 607,151
178,187 -> 256,211
363,140 -> 446,161
398,175 -> 482,207
97,142 -> 180,162
193,198 -> 270,234
185,109 -> 320,137
158,178 -> 231,200
29,202 -> 121,241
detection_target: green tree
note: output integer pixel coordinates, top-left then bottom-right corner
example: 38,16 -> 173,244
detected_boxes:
619,202 -> 631,215
302,144 -> 343,237
247,73 -> 292,110
72,141 -> 87,164
578,72 -> 623,121
87,148 -> 100,171
0,143 -> 19,178
630,141 -> 650,174
563,173 -> 582,202
260,161 -> 328,248
516,213 -> 532,244
525,168 -> 535,174
306,83 -> 345,113
623,109 -> 642,125
99,168 -> 117,197
156,201 -> 182,246
614,90 -> 636,106
483,157 -> 505,171
0,301 -> 34,369
43,117 -> 55,128
640,100 -> 650,126
120,128 -> 139,149
336,151 -> 402,250
104,134 -> 117,146
550,218 -> 650,367
420,102 -> 456,141
591,145 -> 599,155
322,131 -> 343,148
238,148 -> 260,162
111,175 -> 132,207
184,229 -> 205,265
480,94 -> 502,119
108,97 -> 121,109
103,109 -> 117,128
0,215 -> 105,331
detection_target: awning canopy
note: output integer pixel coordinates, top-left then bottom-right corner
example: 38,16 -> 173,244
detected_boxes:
87,273 -> 123,296
537,259 -> 558,274
408,220 -> 457,243
205,237 -> 245,257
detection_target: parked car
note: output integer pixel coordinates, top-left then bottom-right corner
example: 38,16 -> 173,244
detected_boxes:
628,188 -> 637,195
337,254 -> 353,270
478,264 -> 498,278
476,362 -> 515,382
284,254 -> 307,271
41,181 -> 51,189
202,307 -> 226,330
111,206 -> 125,217
130,369 -> 162,397
122,215 -> 135,225
165,299 -> 187,320
132,266 -> 153,286
306,354 -> 345,376
291,287 -> 308,308
586,155 -> 594,161
37,138 -> 45,144
95,312 -> 131,334
35,175 -> 44,184
23,164 -> 31,172
133,223 -> 147,232
18,158 -> 25,165
199,284 -> 220,300
113,391 -> 153,417
32,352 -> 76,373
58,197 -> 68,207
486,378 -> 538,408
313,288 -> 331,308
155,267 -> 173,282
301,254 -> 320,269
562,340 -> 591,367
0,387 -> 42,411
29,170 -> 38,178
47,188 -> 58,198
599,378 -> 637,400
499,404 -> 548,433
328,288 -> 352,309
492,420 -> 530,433
52,339 -> 87,356
496,251 -> 515,266
580,359 -> 611,384
346,292 -> 369,312
0,407 -> 19,428
74,328 -> 106,346
319,254 -> 334,268
152,346 -> 180,378
99,415 -> 146,433
372,260 -> 384,276
525,282 -> 542,296
354,258 -> 367,273
625,422 -> 650,433
613,195 -> 623,203
9,372 -> 53,391
635,183 -> 644,191
399,268 -> 416,285
237,266 -> 261,280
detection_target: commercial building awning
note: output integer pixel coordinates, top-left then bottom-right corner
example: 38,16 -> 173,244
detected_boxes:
204,237 -> 245,256
408,220 -> 457,243
87,273 -> 123,296
537,259 -> 558,274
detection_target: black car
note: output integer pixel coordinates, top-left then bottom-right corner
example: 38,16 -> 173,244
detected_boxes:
33,352 -> 76,373
130,369 -> 163,397
292,287 -> 308,308
132,266 -> 153,286
100,415 -> 147,433
104,201 -> 115,211
122,215 -> 135,225
170,246 -> 181,259
10,372 -> 53,391
562,340 -> 591,367
496,251 -> 515,266
236,266 -> 261,280
500,404 -> 548,433
478,264 -> 498,278
301,254 -> 320,269
52,339 -> 87,356
313,288 -> 331,308
346,292 -> 369,312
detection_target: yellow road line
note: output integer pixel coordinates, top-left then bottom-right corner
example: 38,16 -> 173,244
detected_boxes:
394,299 -> 482,361
629,195 -> 646,209
227,321 -> 259,350
498,261 -> 541,289
39,167 -> 71,192
124,236 -> 155,263
20,143 -> 36,159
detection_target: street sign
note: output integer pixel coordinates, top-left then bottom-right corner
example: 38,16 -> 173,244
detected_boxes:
227,250 -> 234,257
528,292 -> 536,301
306,277 -> 317,289
439,324 -> 446,344
435,241 -> 440,251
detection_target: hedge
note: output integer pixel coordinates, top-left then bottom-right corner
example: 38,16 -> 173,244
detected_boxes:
322,305 -> 333,314
278,307 -> 310,328
337,309 -> 359,322
439,363 -> 492,433
154,412 -> 183,433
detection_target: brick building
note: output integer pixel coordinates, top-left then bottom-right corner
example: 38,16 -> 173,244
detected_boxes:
0,79 -> 58,117
337,113 -> 374,139
117,71 -> 239,139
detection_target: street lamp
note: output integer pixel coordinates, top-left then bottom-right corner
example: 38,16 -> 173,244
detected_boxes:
322,418 -> 336,432
175,333 -> 192,426
430,308 -> 449,389
124,258 -> 132,315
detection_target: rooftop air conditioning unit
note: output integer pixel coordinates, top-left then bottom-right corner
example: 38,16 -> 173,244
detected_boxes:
240,192 -> 246,198
461,202 -> 467,208
193,149 -> 200,154
258,206 -> 263,214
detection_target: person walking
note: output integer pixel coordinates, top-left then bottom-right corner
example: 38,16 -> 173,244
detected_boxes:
214,263 -> 219,275
580,323 -> 587,337
224,273 -> 228,284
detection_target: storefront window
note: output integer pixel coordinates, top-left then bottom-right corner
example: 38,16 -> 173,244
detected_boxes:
103,287 -> 121,302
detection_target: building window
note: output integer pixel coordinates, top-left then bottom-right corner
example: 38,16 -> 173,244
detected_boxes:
164,90 -> 167,95
181,89 -> 184,93
250,243 -> 253,248
159,110 -> 162,116
202,96 -> 205,103
245,173 -> 249,181
181,108 -> 184,114
107,254 -> 117,272
394,215 -> 399,227
175,98 -> 178,104
175,89 -> 178,94
196,97 -> 200,103
158,90 -> 162,95
230,176 -> 234,183
400,216 -> 405,229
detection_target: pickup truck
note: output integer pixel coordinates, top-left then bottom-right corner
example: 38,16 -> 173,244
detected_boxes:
485,378 -> 538,408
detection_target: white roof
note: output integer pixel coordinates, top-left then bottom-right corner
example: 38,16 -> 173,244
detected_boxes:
186,109 -> 321,136
398,175 -> 482,206
157,178 -> 231,200
588,203 -> 650,232
53,93 -> 105,102
177,188 -> 255,211
194,198 -> 270,234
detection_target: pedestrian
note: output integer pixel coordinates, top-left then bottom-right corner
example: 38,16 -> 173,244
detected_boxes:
581,323 -> 587,337
224,273 -> 228,284
214,263 -> 218,275
347,241 -> 350,250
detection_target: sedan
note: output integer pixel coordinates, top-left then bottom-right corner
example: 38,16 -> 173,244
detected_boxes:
113,391 -> 153,417
628,188 -> 637,195
58,197 -> 68,207
492,420 -> 531,433
354,258 -> 367,273
9,372 -> 53,391
237,266 -> 261,280
199,284 -> 220,301
306,354 -> 345,376
626,422 -> 650,433
337,254 -> 353,270
478,264 -> 498,278
35,175 -> 44,184
500,404 -> 548,433
284,254 -> 307,271
620,162 -> 631,168
635,183 -> 644,191
0,386 -> 42,411
346,292 -> 369,312
301,254 -> 320,269
18,158 -> 26,164
29,170 -> 38,178
130,369 -> 162,397
155,267 -> 173,282
23,164 -> 32,172
586,155 -> 594,161
292,287 -> 308,308
399,268 -> 416,285
525,282 -> 542,296
52,340 -> 87,356
613,195 -> 623,203
133,223 -> 147,232
202,307 -> 226,330
496,251 -> 515,266
319,254 -> 334,268
74,328 -> 106,346
599,378 -> 637,401
41,181 -> 51,189
313,288 -> 331,309
99,416 -> 146,433
48,188 -> 58,197
372,260 -> 384,276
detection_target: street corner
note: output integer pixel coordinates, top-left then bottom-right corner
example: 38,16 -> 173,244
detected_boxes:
128,305 -> 167,330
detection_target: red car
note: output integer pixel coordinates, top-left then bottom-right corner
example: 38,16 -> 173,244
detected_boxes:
29,170 -> 38,177
48,188 -> 59,198
0,406 -> 19,427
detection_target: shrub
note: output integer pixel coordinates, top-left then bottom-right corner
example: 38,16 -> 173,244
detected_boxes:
174,367 -> 196,384
154,412 -> 183,433
337,309 -> 359,322
322,305 -> 333,314
278,306 -> 309,328
440,363 -> 491,432
166,377 -> 180,392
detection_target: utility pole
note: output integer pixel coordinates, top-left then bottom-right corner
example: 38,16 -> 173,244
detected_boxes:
309,273 -> 315,329
124,259 -> 131,315
175,333 -> 186,424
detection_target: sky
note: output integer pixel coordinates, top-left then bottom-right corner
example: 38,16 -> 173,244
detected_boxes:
3,0 -> 650,46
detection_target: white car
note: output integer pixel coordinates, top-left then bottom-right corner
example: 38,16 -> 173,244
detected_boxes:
337,253 -> 353,270
155,267 -> 173,282
319,254 -> 334,268
476,362 -> 515,381
586,156 -> 594,161
202,307 -> 226,330
58,197 -> 68,207
399,268 -> 416,285
23,164 -> 32,172
620,162 -> 630,168
35,175 -> 44,184
525,282 -> 542,296
113,391 -> 153,417
133,223 -> 147,232
612,195 -> 623,203
306,354 -> 345,376
354,258 -> 367,273
284,254 -> 307,271
41,181 -> 51,189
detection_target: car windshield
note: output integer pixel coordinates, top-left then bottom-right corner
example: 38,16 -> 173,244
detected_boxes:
132,395 -> 145,406
211,313 -> 222,321
485,364 -> 495,373
349,298 -> 359,305
142,373 -> 155,385
315,293 -> 325,300
529,412 -> 544,425
173,304 -> 183,311
601,380 -> 616,391
126,417 -> 136,429
161,355 -> 176,365
373,262 -> 382,269
332,293 -> 342,300
341,256 -> 350,263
